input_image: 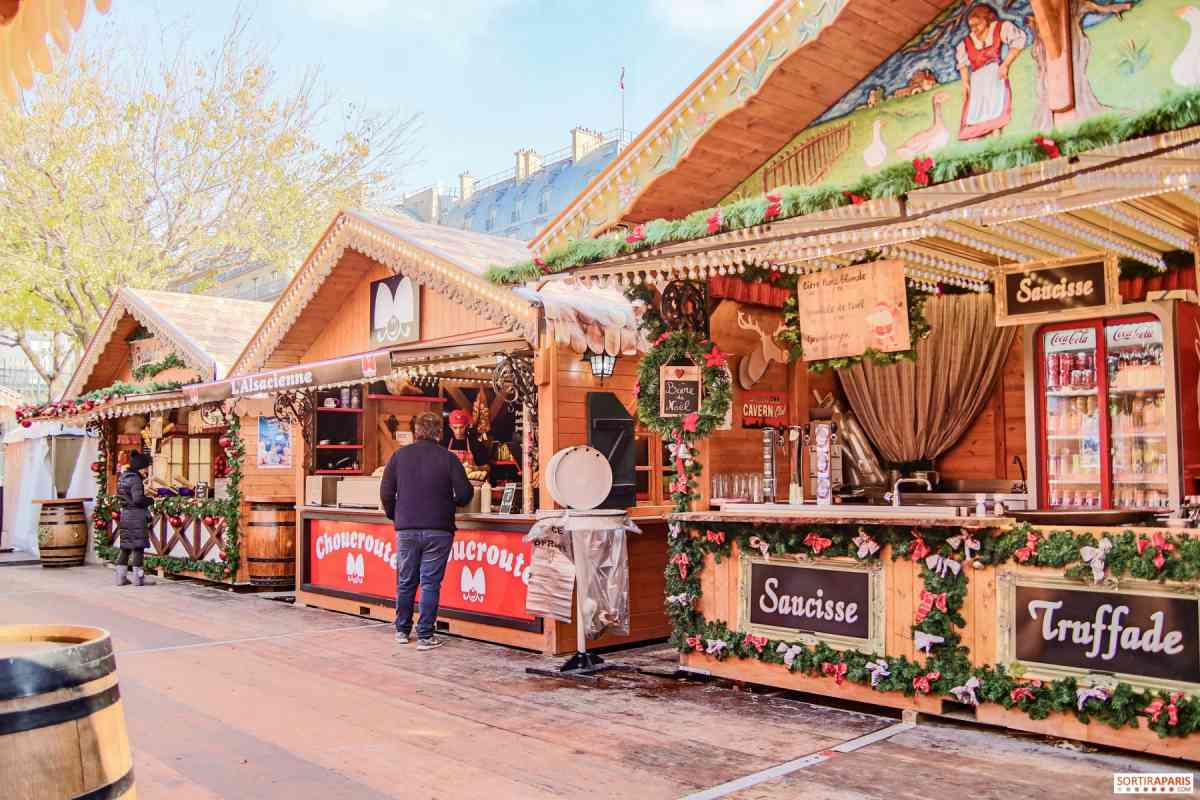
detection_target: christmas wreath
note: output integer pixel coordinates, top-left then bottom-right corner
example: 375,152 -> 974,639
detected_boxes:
635,330 -> 732,512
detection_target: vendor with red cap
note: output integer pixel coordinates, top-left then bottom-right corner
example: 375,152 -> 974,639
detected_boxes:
444,408 -> 491,473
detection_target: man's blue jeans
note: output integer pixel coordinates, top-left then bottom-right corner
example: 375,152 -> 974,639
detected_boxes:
395,529 -> 453,640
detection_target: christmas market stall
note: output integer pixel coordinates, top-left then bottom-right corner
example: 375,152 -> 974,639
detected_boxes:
482,0 -> 1200,757
186,209 -> 675,653
18,288 -> 274,584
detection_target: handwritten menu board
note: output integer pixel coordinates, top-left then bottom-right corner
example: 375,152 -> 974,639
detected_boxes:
795,260 -> 910,361
659,364 -> 702,417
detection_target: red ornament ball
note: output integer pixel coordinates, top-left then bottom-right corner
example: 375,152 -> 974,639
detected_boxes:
90,462 -> 101,472
218,436 -> 232,448
20,419 -> 32,428
218,551 -> 227,561
168,515 -> 184,527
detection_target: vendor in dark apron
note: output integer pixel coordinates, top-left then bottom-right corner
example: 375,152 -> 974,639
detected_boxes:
444,409 -> 491,476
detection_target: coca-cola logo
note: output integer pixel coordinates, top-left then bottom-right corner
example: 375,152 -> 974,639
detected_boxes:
1048,331 -> 1091,347
1111,325 -> 1156,342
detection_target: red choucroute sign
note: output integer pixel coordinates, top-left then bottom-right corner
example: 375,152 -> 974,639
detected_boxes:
309,520 -> 535,621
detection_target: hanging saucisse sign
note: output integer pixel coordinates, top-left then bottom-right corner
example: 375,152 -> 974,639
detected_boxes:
994,253 -> 1120,327
1012,582 -> 1200,684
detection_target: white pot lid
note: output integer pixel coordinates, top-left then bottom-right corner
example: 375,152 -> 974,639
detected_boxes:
545,446 -> 613,510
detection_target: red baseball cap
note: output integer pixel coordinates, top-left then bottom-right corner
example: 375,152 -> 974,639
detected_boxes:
448,410 -> 471,426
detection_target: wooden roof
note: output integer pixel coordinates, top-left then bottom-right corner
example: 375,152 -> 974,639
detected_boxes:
554,125 -> 1200,290
531,0 -> 950,252
229,210 -> 543,376
63,289 -> 271,399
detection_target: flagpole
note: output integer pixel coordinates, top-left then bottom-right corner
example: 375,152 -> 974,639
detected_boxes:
619,66 -> 626,144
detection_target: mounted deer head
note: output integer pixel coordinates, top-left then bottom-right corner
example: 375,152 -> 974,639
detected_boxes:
737,311 -> 788,390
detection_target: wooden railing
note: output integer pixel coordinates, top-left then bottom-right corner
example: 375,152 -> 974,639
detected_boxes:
761,121 -> 851,192
146,513 -> 227,563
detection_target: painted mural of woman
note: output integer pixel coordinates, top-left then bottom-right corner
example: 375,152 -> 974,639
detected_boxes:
1027,1 -> 1134,131
956,4 -> 1028,140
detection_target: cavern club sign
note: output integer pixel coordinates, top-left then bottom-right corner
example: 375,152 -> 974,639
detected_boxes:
303,519 -> 536,627
1009,581 -> 1200,685
994,252 -> 1120,327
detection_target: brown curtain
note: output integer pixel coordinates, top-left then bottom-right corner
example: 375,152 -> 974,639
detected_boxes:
836,293 -> 1015,464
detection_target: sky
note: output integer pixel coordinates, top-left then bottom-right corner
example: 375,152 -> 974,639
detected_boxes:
108,0 -> 772,192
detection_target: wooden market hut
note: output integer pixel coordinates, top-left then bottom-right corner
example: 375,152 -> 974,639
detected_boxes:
186,207 -> 677,653
37,288 -> 274,582
504,0 -> 1200,758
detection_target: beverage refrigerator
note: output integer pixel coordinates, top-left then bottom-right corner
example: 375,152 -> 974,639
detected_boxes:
1024,299 -> 1200,512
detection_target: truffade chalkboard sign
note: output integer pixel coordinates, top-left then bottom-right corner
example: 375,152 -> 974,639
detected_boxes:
995,253 -> 1119,326
1014,583 -> 1200,684
659,364 -> 702,418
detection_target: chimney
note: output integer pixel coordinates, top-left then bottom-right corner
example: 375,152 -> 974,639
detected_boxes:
399,184 -> 440,224
515,148 -> 543,182
571,126 -> 604,162
459,171 -> 476,202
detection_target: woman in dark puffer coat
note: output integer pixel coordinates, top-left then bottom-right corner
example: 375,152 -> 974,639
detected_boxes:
115,450 -> 156,586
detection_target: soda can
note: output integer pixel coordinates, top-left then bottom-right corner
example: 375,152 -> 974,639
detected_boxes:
1046,353 -> 1059,388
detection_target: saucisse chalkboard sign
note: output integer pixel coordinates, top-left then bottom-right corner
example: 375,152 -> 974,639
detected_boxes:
748,561 -> 871,640
659,364 -> 702,417
995,253 -> 1119,326
1014,584 -> 1200,684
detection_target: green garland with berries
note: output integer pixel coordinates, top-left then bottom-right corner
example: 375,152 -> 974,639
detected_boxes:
92,413 -> 245,582
18,380 -> 192,426
666,520 -> 1200,739
485,88 -> 1200,286
635,329 -> 732,513
131,352 -> 187,381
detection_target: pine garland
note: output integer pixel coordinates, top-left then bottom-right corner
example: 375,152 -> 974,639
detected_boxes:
666,521 -> 1200,739
17,379 -> 191,425
635,331 -> 732,513
485,88 -> 1200,287
93,414 -> 245,582
131,352 -> 187,381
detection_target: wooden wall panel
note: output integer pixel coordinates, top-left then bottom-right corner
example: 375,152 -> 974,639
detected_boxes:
299,251 -> 508,365
938,332 -> 1027,482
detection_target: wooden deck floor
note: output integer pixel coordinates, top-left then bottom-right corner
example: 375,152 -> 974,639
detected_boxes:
0,564 -> 1184,798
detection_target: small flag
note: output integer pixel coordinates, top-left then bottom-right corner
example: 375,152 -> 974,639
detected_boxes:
619,66 -> 625,91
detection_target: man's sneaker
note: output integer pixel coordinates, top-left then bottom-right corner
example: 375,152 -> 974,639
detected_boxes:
416,636 -> 445,651
395,631 -> 410,644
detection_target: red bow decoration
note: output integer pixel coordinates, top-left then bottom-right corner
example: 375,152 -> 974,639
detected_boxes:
1138,533 -> 1176,570
1010,685 -> 1037,703
768,270 -> 783,282
686,635 -> 704,652
804,533 -> 833,555
912,670 -> 940,694
671,552 -> 691,580
1145,693 -> 1184,726
706,208 -> 723,234
912,158 -> 934,186
534,257 -> 550,274
704,344 -> 726,368
1014,531 -> 1040,564
654,331 -> 672,346
915,590 -> 948,623
909,535 -> 930,562
743,633 -> 768,653
843,191 -> 866,205
626,224 -> 646,244
1032,134 -> 1061,159
821,661 -> 848,685
764,193 -> 782,220
705,530 -> 726,545
682,412 -> 700,433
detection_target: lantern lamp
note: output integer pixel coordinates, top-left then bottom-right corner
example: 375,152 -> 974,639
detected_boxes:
583,350 -> 617,384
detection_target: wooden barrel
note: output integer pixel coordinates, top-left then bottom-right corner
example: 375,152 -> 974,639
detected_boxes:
0,625 -> 136,799
35,499 -> 88,568
245,501 -> 296,588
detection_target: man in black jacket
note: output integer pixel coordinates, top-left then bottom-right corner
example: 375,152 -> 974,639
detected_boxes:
380,412 -> 474,651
